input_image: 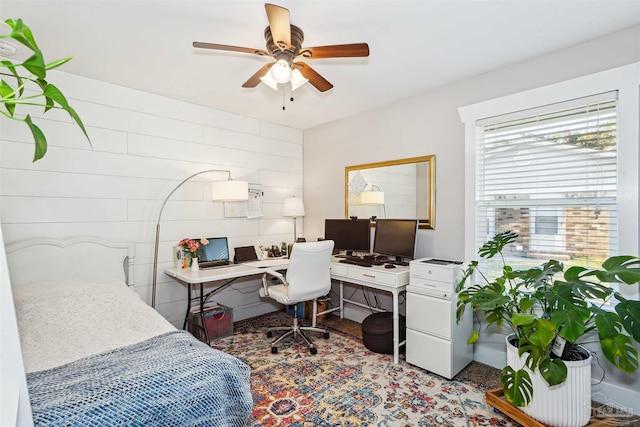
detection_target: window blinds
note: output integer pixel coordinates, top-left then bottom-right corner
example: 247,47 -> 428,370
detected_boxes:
475,92 -> 618,270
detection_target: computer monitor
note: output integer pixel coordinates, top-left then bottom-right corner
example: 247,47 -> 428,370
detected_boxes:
373,219 -> 418,263
324,219 -> 371,256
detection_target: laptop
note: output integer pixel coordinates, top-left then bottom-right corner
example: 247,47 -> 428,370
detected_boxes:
196,237 -> 232,269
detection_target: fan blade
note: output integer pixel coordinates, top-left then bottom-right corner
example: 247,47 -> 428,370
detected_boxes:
299,43 -> 370,59
242,63 -> 274,88
265,3 -> 291,50
193,42 -> 268,56
296,62 -> 333,92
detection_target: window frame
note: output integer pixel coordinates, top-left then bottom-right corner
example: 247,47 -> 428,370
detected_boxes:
459,63 -> 639,301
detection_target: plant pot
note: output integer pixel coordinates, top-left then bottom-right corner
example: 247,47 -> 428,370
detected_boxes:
506,335 -> 591,427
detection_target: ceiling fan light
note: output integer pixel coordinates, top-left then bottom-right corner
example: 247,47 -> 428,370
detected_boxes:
290,68 -> 309,91
270,59 -> 292,84
260,72 -> 279,91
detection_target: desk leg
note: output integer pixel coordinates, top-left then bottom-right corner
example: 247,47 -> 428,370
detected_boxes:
340,281 -> 344,319
183,282 -> 191,330
392,290 -> 400,364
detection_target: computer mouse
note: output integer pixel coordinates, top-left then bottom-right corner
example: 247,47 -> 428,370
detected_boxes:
384,264 -> 396,269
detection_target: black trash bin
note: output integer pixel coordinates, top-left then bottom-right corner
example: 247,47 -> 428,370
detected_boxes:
362,312 -> 406,354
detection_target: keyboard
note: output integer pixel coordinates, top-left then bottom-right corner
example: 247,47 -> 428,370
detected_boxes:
338,258 -> 373,267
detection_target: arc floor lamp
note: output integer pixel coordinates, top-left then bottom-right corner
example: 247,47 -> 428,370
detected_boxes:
151,169 -> 248,308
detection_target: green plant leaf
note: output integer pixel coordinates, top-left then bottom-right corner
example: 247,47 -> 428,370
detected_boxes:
4,18 -> 39,52
456,260 -> 478,292
519,297 -> 535,313
467,329 -> 479,344
478,231 -> 518,259
551,309 -> 587,342
45,57 -> 73,71
615,298 -> 640,342
501,366 -> 533,407
547,283 -> 590,342
539,357 -> 568,386
600,334 -> 639,373
24,115 -> 47,162
526,318 -> 556,350
512,313 -> 536,327
43,84 -> 90,142
597,256 -> 640,285
0,60 -> 24,96
595,311 -> 623,339
563,266 -> 613,300
0,80 -> 16,116
22,50 -> 47,79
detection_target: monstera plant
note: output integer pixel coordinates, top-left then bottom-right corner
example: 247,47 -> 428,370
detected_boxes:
455,230 -> 640,407
1,18 -> 89,161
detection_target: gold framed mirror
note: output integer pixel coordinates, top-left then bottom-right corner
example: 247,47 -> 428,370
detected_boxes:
345,155 -> 435,229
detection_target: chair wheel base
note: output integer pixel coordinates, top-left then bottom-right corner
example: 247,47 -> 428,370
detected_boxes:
310,347 -> 317,355
323,332 -> 330,339
271,347 -> 278,354
266,331 -> 273,338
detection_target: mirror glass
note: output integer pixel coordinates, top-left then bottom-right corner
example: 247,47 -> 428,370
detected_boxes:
345,155 -> 435,229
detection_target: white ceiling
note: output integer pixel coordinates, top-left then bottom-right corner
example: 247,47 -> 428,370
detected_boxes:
3,1 -> 639,130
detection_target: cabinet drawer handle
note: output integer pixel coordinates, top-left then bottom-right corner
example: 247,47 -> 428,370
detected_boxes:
363,274 -> 376,278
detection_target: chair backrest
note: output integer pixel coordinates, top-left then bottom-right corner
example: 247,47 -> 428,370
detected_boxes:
285,240 -> 335,303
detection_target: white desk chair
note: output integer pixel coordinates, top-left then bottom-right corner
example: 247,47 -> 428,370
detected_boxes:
259,240 -> 334,354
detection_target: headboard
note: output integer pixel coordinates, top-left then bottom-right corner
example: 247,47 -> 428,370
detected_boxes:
5,237 -> 135,287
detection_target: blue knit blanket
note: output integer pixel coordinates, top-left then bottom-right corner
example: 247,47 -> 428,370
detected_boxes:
27,330 -> 252,427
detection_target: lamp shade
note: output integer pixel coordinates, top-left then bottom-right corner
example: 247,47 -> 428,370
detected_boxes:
260,72 -> 279,91
283,197 -> 305,217
211,180 -> 248,201
291,69 -> 309,91
360,190 -> 385,205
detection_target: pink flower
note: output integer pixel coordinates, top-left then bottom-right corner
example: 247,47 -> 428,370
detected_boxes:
178,237 -> 206,258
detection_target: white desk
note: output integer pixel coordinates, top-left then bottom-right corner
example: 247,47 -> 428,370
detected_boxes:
330,258 -> 410,364
165,257 -> 410,363
165,259 -> 289,342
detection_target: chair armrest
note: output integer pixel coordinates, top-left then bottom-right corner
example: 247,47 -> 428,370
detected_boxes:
261,269 -> 289,296
264,269 -> 288,285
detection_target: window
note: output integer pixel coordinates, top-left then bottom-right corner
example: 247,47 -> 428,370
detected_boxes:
476,94 -> 617,270
459,63 -> 639,299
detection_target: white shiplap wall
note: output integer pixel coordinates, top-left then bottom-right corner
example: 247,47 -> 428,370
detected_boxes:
0,71 -> 303,327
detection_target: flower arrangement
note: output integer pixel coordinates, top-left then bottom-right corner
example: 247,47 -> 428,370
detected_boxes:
179,237 -> 209,259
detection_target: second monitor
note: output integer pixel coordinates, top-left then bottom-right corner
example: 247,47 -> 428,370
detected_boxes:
373,219 -> 418,264
324,219 -> 371,256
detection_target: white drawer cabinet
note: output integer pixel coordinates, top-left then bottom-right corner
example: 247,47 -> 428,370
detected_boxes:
406,258 -> 472,379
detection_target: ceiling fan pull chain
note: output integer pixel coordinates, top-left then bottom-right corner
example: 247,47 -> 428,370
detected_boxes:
282,87 -> 286,111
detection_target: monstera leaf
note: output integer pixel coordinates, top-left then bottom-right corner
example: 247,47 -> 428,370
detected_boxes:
539,357 -> 568,386
478,231 -> 518,259
501,366 -> 533,407
596,256 -> 640,284
615,296 -> 640,342
600,334 -> 639,373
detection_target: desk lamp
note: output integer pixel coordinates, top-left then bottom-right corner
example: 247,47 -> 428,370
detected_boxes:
283,196 -> 305,242
151,170 -> 248,308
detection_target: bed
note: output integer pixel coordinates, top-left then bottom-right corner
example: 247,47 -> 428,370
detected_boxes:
7,237 -> 252,427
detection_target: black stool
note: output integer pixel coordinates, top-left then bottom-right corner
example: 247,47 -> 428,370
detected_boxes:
362,312 -> 406,354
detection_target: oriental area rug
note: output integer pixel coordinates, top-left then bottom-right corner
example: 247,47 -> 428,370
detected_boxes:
211,312 -> 516,427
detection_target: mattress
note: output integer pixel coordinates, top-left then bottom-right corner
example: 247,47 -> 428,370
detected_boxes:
13,277 -> 175,373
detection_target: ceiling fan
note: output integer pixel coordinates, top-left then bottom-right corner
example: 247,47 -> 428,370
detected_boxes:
192,3 -> 369,92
